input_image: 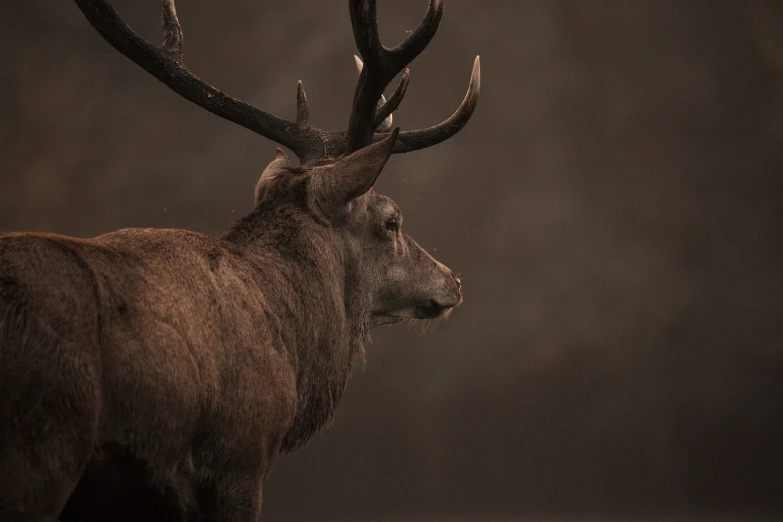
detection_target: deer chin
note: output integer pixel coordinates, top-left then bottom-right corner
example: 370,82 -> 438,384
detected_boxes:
370,314 -> 406,327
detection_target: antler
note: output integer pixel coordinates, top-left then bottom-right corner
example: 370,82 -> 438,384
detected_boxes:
74,0 -> 480,165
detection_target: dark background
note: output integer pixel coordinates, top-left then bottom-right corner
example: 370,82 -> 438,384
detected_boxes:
2,1 -> 782,520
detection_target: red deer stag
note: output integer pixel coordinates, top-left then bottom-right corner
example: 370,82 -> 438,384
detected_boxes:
0,0 -> 479,520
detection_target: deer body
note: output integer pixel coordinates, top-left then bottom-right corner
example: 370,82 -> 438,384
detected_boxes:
0,1 -> 479,520
1,202 -> 373,520
0,221 -> 346,519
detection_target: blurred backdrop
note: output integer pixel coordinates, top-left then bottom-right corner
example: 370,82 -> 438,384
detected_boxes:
2,1 -> 782,520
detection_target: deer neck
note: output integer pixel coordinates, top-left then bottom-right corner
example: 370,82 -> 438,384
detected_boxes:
222,209 -> 370,452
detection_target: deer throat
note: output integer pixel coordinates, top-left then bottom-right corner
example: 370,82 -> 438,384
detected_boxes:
279,314 -> 369,454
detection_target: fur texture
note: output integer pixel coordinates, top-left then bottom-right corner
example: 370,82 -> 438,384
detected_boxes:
0,137 -> 462,522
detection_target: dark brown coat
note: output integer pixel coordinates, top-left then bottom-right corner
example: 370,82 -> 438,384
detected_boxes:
0,137 -> 463,521
0,0 -> 479,519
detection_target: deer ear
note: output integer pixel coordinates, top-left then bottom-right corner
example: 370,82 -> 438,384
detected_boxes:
255,148 -> 290,206
310,128 -> 399,221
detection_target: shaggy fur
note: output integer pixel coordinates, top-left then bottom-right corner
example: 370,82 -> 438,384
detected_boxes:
0,135 -> 462,522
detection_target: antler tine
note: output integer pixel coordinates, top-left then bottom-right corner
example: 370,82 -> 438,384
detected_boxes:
74,0 -> 320,161
296,81 -> 309,124
354,56 -> 410,132
373,68 -> 409,131
161,0 -> 183,60
350,1 -> 383,70
391,55 -> 481,153
385,0 -> 444,73
346,0 -> 444,154
354,55 -> 391,131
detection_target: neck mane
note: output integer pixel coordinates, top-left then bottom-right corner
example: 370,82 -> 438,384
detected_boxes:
221,203 -> 370,453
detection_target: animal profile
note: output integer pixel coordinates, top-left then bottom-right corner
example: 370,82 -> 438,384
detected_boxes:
0,1 -> 480,520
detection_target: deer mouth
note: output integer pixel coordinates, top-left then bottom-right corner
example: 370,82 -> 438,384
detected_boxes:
371,292 -> 461,325
413,300 -> 457,320
370,301 -> 456,325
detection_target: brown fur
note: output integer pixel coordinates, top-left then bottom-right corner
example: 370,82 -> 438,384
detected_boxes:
0,137 -> 462,521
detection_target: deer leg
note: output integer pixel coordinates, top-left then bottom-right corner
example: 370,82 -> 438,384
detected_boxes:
197,474 -> 265,522
0,336 -> 99,522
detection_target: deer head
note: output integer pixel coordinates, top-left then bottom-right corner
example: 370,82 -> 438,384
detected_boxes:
74,0 -> 479,326
254,134 -> 464,327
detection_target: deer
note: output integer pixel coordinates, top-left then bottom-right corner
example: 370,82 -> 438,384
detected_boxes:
0,0 -> 479,520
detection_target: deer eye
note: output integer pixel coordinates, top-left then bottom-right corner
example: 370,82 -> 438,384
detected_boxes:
385,217 -> 399,233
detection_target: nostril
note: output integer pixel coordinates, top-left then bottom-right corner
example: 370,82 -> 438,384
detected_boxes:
454,276 -> 462,288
